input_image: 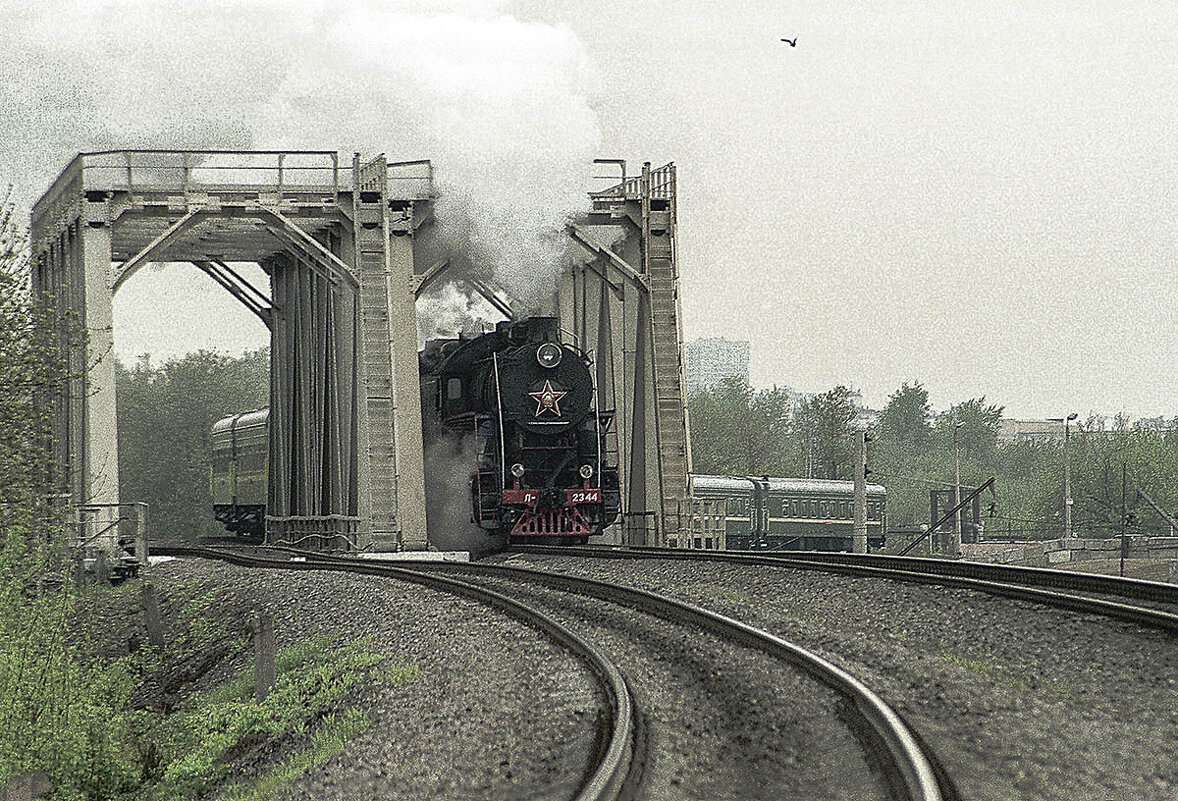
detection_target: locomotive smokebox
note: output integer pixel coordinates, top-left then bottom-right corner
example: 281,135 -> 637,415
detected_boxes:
419,315 -> 620,544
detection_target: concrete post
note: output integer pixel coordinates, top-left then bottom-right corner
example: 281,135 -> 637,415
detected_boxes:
94,550 -> 110,586
952,421 -> 964,557
853,430 -> 867,554
72,551 -> 86,589
142,582 -> 165,649
135,502 -> 149,570
254,609 -> 276,702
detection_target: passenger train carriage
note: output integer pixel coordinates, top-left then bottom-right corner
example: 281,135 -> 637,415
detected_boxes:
210,408 -> 269,538
691,475 -> 887,551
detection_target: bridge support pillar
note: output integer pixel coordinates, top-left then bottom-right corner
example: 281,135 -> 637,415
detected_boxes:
564,162 -> 692,547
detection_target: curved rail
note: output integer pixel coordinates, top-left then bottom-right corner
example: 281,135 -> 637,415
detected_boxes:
153,546 -> 636,801
305,553 -> 949,801
510,545 -> 1178,634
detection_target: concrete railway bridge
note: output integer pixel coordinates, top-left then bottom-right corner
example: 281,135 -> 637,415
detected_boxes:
31,150 -> 691,554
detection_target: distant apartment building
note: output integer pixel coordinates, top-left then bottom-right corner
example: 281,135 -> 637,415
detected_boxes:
683,338 -> 750,395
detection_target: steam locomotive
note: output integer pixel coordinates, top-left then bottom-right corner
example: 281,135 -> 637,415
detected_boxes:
420,317 -> 620,543
210,318 -> 618,544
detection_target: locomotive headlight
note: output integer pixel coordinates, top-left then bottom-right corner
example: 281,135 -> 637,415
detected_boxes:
510,463 -> 526,478
536,342 -> 563,369
579,464 -> 594,479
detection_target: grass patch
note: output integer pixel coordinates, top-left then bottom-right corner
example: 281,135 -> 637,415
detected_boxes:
940,651 -> 995,676
219,709 -> 370,801
195,635 -> 335,708
147,635 -> 416,799
940,651 -> 1075,700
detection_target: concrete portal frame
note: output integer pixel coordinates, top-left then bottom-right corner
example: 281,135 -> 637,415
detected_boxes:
562,162 -> 692,547
30,150 -> 431,551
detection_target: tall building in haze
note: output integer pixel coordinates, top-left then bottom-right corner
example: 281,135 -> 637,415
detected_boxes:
684,338 -> 750,395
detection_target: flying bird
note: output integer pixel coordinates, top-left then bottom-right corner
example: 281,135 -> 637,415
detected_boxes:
781,37 -> 797,46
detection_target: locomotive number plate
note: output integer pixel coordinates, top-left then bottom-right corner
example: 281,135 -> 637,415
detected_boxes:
566,489 -> 600,504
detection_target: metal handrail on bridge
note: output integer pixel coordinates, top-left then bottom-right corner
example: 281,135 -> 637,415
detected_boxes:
589,162 -> 676,202
33,150 -> 436,229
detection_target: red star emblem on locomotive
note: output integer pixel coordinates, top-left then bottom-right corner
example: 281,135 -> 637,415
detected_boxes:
528,379 -> 568,417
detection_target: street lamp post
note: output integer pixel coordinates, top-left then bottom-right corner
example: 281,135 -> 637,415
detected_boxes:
1064,412 -> 1078,540
953,421 -> 964,556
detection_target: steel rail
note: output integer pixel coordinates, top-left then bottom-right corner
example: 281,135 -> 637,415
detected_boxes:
512,545 -> 1178,634
153,546 -> 636,801
302,553 -> 948,801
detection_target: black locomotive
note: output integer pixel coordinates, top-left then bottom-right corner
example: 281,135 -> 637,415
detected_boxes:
420,317 -> 620,543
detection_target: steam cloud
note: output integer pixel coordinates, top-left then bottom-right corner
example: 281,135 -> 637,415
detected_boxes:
0,0 -> 602,309
1,0 -> 605,551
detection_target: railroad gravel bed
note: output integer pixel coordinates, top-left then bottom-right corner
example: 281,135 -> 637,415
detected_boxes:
106,557 -> 602,800
493,553 -> 1178,801
461,571 -> 889,801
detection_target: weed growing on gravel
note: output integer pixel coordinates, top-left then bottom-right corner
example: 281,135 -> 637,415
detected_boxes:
940,651 -> 995,676
940,651 -> 1076,700
149,635 -> 415,798
217,709 -> 370,801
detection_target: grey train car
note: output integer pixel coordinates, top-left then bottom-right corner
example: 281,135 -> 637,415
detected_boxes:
692,475 -> 886,551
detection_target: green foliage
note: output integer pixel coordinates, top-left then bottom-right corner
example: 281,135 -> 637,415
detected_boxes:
876,382 -> 932,456
0,189 -> 67,516
0,536 -> 144,797
688,366 -> 1178,540
116,349 -> 269,541
151,635 -> 406,798
219,709 -> 369,801
687,378 -> 798,475
793,386 -> 859,479
935,397 -> 1004,462
0,192 -> 143,797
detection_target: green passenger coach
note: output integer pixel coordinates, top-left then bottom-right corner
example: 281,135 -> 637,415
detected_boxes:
210,408 -> 269,538
691,475 -> 886,551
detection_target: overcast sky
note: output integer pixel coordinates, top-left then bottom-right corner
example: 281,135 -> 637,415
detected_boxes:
2,0 -> 1175,420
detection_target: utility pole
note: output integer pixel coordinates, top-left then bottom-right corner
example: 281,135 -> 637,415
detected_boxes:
952,421 -> 964,556
1063,412 -> 1077,539
1120,461 -> 1128,577
853,429 -> 867,554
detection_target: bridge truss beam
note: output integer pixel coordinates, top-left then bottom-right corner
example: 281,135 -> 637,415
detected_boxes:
30,150 -> 432,552
562,162 -> 692,547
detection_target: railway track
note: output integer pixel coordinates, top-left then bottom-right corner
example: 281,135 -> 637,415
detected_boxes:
509,545 -> 1178,634
156,545 -> 954,800
155,546 -> 635,801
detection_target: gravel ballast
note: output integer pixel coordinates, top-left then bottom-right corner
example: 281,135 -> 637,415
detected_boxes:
114,557 -> 602,800
496,554 -> 1178,801
463,569 -> 891,801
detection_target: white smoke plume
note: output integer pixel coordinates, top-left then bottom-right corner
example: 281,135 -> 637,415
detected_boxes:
0,0 -> 602,307
422,430 -> 505,557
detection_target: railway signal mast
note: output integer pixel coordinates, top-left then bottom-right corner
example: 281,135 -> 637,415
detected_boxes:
852,429 -> 868,554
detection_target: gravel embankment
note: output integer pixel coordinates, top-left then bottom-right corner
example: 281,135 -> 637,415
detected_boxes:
492,554 -> 1178,801
99,557 -> 602,800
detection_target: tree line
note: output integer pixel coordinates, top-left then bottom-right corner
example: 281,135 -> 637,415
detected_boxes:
117,350 -> 269,541
689,378 -> 1178,540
